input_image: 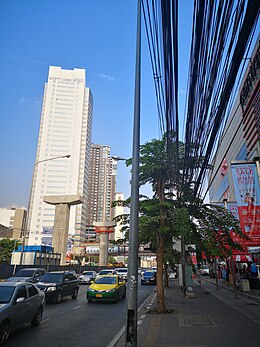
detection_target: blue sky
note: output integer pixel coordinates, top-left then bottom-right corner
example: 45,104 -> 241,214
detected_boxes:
0,0 -> 193,208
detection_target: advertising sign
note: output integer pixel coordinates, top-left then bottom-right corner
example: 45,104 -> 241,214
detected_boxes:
231,163 -> 260,246
41,226 -> 53,246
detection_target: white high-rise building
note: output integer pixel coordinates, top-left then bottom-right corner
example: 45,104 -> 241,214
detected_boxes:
27,66 -> 93,247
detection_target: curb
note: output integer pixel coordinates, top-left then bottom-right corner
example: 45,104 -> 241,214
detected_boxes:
107,288 -> 157,347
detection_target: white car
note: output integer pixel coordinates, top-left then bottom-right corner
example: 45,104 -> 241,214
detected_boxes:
200,265 -> 210,275
97,269 -> 116,278
115,268 -> 128,281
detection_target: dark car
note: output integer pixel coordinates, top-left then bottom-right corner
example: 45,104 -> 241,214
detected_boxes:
6,268 -> 46,283
0,282 -> 45,344
141,270 -> 156,285
36,271 -> 79,304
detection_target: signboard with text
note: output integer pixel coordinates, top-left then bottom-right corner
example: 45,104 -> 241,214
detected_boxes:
231,163 -> 260,246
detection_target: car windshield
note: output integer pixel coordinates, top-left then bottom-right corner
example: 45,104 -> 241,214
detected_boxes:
202,265 -> 209,269
144,272 -> 155,277
99,270 -> 112,275
40,273 -> 63,283
117,269 -> 127,273
95,277 -> 116,285
82,271 -> 94,276
0,286 -> 15,303
13,269 -> 35,277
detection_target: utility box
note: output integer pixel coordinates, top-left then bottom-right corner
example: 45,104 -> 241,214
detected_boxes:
185,265 -> 193,287
240,279 -> 250,292
178,264 -> 183,287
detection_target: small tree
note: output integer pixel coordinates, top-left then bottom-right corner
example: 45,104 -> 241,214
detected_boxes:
0,238 -> 20,264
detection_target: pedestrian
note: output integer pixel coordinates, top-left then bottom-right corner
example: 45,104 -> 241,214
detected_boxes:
221,266 -> 227,282
250,262 -> 257,277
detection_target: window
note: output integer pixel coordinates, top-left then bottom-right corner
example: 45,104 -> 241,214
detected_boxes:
15,285 -> 27,300
27,284 -> 38,297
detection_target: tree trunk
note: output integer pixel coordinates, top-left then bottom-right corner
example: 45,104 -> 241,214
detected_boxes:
164,261 -> 169,287
156,234 -> 167,313
155,179 -> 167,313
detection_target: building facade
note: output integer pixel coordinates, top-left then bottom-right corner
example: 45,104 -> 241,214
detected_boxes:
0,207 -> 26,239
27,66 -> 93,247
209,39 -> 260,203
85,144 -> 117,241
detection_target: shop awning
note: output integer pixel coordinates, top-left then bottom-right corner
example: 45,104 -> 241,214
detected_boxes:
232,254 -> 253,262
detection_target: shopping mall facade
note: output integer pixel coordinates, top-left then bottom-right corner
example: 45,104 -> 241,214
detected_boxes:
208,38 -> 259,257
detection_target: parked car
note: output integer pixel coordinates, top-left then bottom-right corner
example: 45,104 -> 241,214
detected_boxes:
36,271 -> 79,304
115,268 -> 128,281
97,269 -> 116,277
78,271 -> 97,284
6,268 -> 46,283
0,282 -> 45,344
141,270 -> 156,285
87,275 -> 126,303
200,265 -> 210,276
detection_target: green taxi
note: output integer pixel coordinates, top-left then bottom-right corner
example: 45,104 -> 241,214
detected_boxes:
86,275 -> 126,303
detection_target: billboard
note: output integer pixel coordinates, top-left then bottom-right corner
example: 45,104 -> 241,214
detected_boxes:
231,162 -> 260,246
41,226 -> 53,246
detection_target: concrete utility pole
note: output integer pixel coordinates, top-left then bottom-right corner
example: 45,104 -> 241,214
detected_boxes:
43,195 -> 82,265
93,222 -> 115,266
125,0 -> 141,345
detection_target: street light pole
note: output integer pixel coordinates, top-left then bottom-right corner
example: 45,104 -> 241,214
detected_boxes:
19,154 -> 71,265
125,0 -> 141,345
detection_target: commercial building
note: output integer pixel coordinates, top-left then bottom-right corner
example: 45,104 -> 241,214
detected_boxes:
0,207 -> 26,240
209,40 -> 259,203
27,66 -> 93,248
208,38 -> 260,261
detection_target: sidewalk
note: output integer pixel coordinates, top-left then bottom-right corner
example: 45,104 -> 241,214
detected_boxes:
204,276 -> 260,303
115,279 -> 260,347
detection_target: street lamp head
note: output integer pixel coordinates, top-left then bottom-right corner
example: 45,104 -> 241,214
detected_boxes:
64,155 -> 71,158
112,155 -> 127,161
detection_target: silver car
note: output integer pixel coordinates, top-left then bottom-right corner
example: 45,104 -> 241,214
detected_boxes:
78,271 -> 97,284
6,268 -> 46,283
0,282 -> 45,344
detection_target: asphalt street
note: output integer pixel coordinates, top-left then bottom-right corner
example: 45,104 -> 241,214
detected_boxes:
5,280 -> 155,347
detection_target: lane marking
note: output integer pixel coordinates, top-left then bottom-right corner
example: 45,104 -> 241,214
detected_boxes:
73,305 -> 82,310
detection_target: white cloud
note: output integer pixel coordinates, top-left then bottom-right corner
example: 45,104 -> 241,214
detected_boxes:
97,72 -> 115,81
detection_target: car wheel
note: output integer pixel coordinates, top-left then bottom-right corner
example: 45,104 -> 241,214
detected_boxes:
0,320 -> 9,345
53,292 -> 62,304
31,307 -> 43,327
71,288 -> 78,300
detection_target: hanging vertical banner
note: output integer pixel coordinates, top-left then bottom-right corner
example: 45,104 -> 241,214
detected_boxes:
231,163 -> 260,246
